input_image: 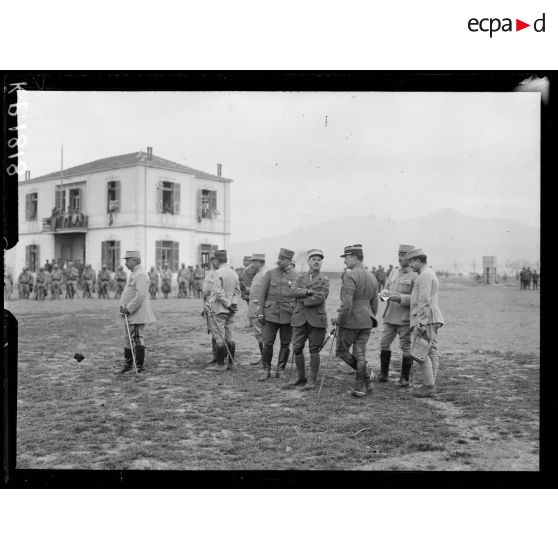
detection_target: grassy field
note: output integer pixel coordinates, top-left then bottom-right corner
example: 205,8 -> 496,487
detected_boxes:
7,277 -> 539,470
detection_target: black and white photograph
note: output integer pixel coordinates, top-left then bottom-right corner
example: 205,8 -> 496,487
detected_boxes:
3,75 -> 542,477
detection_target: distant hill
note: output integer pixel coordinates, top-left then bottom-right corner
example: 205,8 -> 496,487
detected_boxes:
230,209 -> 539,272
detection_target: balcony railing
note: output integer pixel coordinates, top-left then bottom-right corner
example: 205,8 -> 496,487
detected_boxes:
42,213 -> 89,232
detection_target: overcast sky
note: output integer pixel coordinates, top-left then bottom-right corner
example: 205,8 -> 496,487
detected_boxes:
18,90 -> 540,242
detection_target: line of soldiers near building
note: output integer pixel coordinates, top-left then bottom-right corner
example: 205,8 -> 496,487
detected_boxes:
147,263 -> 207,299
12,261 -> 125,300
518,267 -> 540,290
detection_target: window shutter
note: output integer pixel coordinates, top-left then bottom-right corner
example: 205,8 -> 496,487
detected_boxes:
173,242 -> 179,272
25,194 -> 31,220
210,190 -> 217,211
115,241 -> 120,266
211,244 -> 218,254
115,181 -> 121,212
156,241 -> 162,269
197,189 -> 203,221
26,245 -> 30,269
157,182 -> 163,212
101,241 -> 107,268
36,245 -> 40,272
106,183 -> 111,213
173,183 -> 180,214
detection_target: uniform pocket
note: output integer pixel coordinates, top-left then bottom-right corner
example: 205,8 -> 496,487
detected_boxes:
399,280 -> 412,294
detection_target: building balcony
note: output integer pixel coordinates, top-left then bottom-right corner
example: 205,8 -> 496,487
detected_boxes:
42,214 -> 89,233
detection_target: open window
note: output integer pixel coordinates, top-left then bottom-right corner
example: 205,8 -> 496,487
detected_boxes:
200,243 -> 219,267
197,189 -> 218,221
107,181 -> 121,213
55,186 -> 66,211
157,181 -> 180,215
69,187 -> 81,211
25,192 -> 38,221
156,240 -> 179,272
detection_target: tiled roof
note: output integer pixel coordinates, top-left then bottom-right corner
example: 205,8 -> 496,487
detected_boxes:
22,151 -> 232,184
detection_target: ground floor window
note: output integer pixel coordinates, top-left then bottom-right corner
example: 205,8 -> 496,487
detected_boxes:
156,240 -> 179,272
200,243 -> 219,268
26,244 -> 40,272
101,240 -> 120,271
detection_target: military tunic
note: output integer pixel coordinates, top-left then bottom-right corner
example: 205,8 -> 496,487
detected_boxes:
247,264 -> 269,342
335,261 -> 379,365
379,266 -> 417,355
208,264 -> 240,342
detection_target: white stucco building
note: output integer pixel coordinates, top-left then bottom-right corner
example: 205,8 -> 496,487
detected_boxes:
8,148 -> 232,273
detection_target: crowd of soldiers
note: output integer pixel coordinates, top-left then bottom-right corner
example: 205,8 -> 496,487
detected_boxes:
147,263 -> 207,300
115,243 -> 445,399
7,260 -> 127,301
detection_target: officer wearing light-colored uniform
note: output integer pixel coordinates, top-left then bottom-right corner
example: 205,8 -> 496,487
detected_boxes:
202,254 -> 220,364
332,244 -> 379,397
246,254 -> 268,366
50,264 -> 63,299
207,249 -> 241,371
256,248 -> 297,381
118,250 -> 156,373
407,248 -> 444,398
378,244 -> 417,386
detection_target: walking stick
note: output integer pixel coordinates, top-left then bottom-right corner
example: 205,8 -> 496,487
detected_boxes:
124,314 -> 139,376
205,303 -> 236,370
316,326 -> 338,404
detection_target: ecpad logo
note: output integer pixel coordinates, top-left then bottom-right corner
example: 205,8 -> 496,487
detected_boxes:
468,13 -> 546,37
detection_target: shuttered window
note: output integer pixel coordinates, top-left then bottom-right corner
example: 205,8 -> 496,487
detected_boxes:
101,240 -> 120,271
107,181 -> 121,213
156,240 -> 179,272
25,193 -> 38,221
198,189 -> 218,220
55,187 -> 66,211
26,244 -> 40,272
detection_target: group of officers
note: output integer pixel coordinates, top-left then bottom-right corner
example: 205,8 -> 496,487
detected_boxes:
116,243 -> 444,399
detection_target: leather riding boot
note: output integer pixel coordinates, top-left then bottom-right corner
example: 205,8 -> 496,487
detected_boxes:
118,348 -> 133,373
207,343 -> 227,371
287,353 -> 307,387
251,342 -> 263,366
398,355 -> 413,387
379,349 -> 391,382
352,360 -> 367,397
258,364 -> 271,381
275,346 -> 290,378
302,353 -> 320,390
226,341 -> 236,371
135,345 -> 145,372
205,338 -> 218,365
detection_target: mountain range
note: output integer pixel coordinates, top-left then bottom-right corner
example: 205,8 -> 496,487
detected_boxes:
230,209 -> 540,272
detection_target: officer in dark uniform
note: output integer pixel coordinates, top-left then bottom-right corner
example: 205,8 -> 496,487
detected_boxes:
332,244 -> 379,397
285,249 -> 330,390
256,248 -> 297,381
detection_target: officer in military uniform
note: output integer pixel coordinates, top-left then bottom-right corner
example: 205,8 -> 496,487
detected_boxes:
115,265 -> 127,299
378,244 -> 417,386
148,265 -> 159,299
202,253 -> 220,364
50,264 -> 63,299
193,265 -> 205,298
177,263 -> 189,298
246,254 -> 268,366
240,255 -> 258,328
256,248 -> 297,381
65,261 -> 79,299
118,250 -> 156,373
285,249 -> 330,390
206,250 -> 240,371
34,267 -> 47,301
82,263 -> 96,298
332,244 -> 379,397
407,248 -> 444,398
161,262 -> 173,298
97,264 -> 111,299
18,267 -> 32,299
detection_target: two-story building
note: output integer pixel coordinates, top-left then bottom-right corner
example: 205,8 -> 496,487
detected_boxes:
8,148 -> 233,274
